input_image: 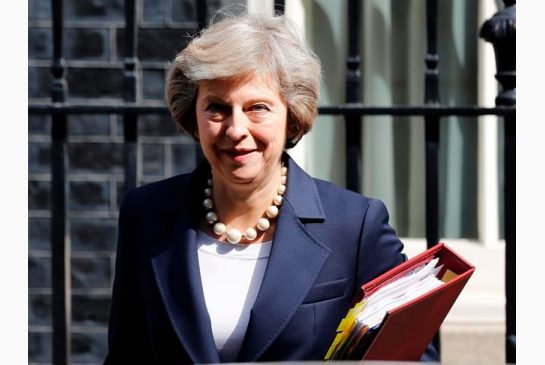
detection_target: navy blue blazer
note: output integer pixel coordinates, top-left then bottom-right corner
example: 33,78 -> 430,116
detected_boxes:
104,155 -> 438,364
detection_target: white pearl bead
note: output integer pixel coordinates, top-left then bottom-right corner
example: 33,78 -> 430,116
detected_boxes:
213,222 -> 226,235
204,167 -> 285,241
266,205 -> 279,218
203,198 -> 214,209
257,218 -> 270,231
226,229 -> 242,244
245,227 -> 257,241
205,212 -> 218,224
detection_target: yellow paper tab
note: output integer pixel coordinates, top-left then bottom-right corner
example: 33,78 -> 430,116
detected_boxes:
441,269 -> 458,283
324,299 -> 368,360
324,335 -> 341,360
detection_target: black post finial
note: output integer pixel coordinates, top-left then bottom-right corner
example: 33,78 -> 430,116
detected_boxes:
479,2 -> 516,106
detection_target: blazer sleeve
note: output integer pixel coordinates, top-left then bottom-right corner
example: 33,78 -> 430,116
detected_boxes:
104,192 -> 153,364
356,198 -> 439,362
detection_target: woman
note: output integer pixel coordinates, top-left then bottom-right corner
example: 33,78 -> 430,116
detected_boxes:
104,13 -> 438,364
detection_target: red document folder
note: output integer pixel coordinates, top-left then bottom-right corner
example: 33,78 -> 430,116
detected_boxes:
326,242 -> 475,361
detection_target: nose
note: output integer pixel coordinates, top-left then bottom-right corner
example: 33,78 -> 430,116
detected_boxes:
225,108 -> 249,141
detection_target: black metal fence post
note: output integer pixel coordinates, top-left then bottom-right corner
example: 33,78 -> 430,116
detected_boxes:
274,0 -> 286,14
424,0 -> 440,251
50,0 -> 71,364
196,0 -> 209,30
194,0 -> 209,165
424,0 -> 441,356
345,0 -> 362,193
480,1 -> 516,363
123,0 -> 139,193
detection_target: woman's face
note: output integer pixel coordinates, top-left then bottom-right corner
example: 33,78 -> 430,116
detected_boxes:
195,73 -> 288,187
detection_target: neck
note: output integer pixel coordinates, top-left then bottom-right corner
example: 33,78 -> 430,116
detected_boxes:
211,167 -> 282,230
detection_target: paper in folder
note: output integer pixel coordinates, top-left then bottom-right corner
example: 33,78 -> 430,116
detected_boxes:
325,242 -> 475,361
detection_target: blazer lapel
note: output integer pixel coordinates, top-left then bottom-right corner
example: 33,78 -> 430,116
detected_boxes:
237,155 -> 331,362
150,168 -> 220,364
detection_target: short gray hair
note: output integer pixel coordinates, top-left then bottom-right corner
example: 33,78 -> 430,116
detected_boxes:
165,13 -> 321,147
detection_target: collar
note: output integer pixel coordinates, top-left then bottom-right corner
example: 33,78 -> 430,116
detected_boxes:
282,153 -> 326,221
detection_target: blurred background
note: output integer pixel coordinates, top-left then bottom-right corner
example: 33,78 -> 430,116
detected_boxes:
28,0 -> 515,364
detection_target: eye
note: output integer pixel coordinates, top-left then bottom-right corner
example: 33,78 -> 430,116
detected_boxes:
249,104 -> 270,112
206,103 -> 229,113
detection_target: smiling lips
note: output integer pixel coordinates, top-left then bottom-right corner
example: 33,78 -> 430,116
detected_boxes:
221,148 -> 257,161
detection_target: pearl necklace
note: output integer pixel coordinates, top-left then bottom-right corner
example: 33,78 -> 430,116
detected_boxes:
202,166 -> 288,244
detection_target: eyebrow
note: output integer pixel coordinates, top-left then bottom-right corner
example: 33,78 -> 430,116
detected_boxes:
201,95 -> 276,105
201,95 -> 229,104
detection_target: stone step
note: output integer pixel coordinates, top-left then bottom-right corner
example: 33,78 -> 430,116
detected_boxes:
441,322 -> 505,365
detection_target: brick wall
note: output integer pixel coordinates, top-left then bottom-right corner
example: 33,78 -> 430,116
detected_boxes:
28,0 -> 237,363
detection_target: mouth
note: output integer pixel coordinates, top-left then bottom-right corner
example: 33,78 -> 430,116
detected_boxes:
221,148 -> 257,161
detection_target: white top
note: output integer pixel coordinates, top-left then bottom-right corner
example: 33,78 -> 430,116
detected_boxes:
196,230 -> 272,362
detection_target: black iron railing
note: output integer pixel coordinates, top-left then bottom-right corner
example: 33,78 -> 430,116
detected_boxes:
28,0 -> 516,364
49,0 -> 70,364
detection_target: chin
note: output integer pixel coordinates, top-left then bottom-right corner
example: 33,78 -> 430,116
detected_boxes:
228,170 -> 259,184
